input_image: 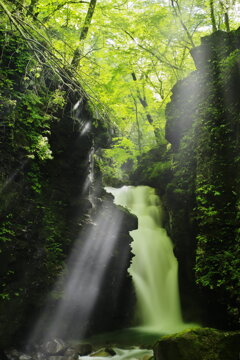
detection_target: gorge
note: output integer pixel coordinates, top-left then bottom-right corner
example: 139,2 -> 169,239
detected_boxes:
0,2 -> 240,359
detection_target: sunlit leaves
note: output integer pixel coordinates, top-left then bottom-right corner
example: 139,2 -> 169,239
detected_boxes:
4,0 -> 238,179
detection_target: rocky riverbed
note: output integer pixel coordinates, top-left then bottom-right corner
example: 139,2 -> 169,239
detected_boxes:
4,338 -> 153,360
3,328 -> 240,360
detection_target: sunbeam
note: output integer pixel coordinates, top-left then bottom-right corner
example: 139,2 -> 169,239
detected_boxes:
0,159 -> 29,194
30,198 -> 127,344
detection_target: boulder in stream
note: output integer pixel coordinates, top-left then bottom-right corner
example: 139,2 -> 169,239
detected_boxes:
5,349 -> 23,360
64,347 -> 78,359
90,348 -> 116,357
35,353 -> 46,360
43,339 -> 67,355
154,328 -> 240,360
48,356 -> 76,360
74,343 -> 92,356
19,355 -> 32,360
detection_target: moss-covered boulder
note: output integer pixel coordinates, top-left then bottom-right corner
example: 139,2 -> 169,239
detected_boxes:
154,328 -> 240,360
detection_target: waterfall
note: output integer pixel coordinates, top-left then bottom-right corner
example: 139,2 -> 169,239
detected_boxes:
30,184 -> 197,346
106,185 -> 189,334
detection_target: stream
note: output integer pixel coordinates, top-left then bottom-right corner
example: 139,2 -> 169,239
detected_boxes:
80,347 -> 153,360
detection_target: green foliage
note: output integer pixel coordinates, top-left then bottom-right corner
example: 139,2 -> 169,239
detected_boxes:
148,161 -> 172,180
0,214 -> 15,246
165,38 -> 240,325
0,30 -> 61,162
98,137 -> 139,184
0,29 -> 72,344
0,0 -> 220,180
149,26 -> 240,329
220,49 -> 240,79
1,0 -> 239,181
195,183 -> 221,222
27,163 -> 42,193
41,206 -> 65,278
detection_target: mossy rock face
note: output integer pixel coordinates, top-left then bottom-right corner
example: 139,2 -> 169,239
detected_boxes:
153,328 -> 240,360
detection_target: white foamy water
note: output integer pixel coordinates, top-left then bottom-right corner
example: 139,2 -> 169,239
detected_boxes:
80,347 -> 153,360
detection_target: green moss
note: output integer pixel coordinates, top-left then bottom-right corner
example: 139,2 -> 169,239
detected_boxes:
0,29 -> 93,346
154,328 -> 240,360
162,30 -> 240,327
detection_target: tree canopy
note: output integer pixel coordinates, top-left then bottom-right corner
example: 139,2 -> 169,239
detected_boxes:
0,0 -> 239,180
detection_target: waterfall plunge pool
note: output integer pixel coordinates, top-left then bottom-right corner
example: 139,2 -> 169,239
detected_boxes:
82,185 -> 199,360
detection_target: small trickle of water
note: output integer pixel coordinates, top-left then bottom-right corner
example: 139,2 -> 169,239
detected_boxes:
106,186 -> 193,334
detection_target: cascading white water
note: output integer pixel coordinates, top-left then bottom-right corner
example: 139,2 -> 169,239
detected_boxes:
106,185 -> 189,334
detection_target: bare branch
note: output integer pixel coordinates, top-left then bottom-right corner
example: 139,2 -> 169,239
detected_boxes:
124,30 -> 181,71
171,0 -> 195,47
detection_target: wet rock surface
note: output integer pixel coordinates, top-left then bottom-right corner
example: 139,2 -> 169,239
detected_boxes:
75,344 -> 92,356
154,328 -> 240,360
89,348 -> 116,357
4,339 -> 153,360
162,28 -> 240,328
4,339 -> 83,360
4,329 -> 240,360
19,355 -> 32,360
44,339 -> 67,355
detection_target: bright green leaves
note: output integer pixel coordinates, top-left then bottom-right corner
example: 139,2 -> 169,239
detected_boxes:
27,163 -> 42,193
0,31 -> 70,162
0,215 -> 15,245
195,182 -> 221,223
98,137 -> 139,183
25,135 -> 53,161
14,87 -> 53,160
50,88 -> 66,109
35,136 -> 53,160
2,0 -> 239,183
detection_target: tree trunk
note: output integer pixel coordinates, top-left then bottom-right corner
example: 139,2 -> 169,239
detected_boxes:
71,0 -> 97,68
219,1 -> 230,32
171,0 -> 195,47
209,0 -> 217,32
224,11 -> 230,32
131,72 -> 162,144
132,96 -> 142,154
